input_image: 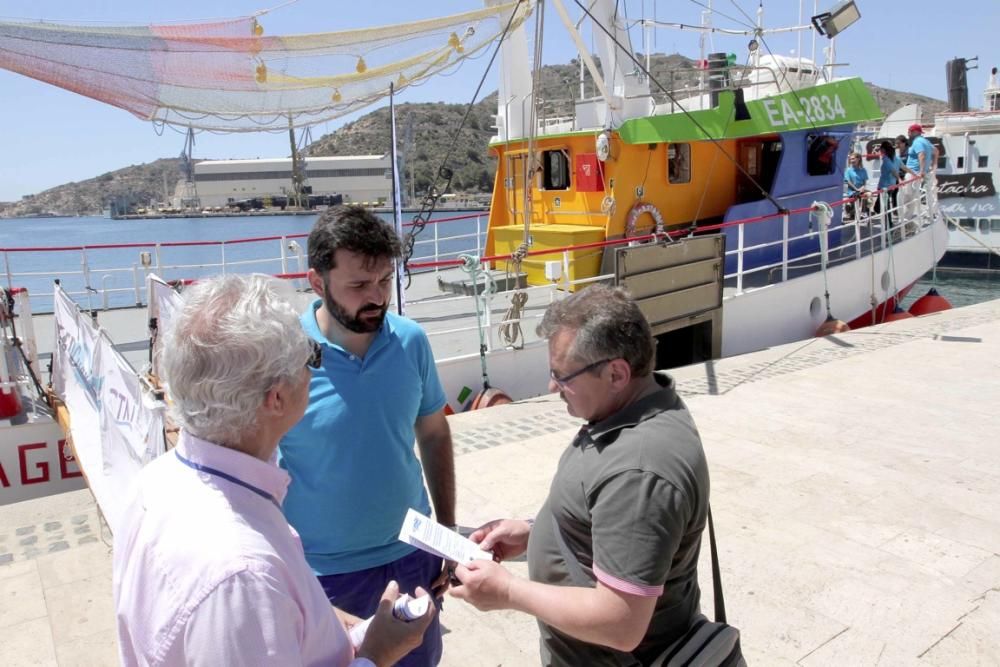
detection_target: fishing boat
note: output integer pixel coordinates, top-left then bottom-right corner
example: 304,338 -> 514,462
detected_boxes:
0,0 -> 948,512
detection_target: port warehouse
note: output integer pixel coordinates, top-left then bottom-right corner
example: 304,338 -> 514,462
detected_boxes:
189,155 -> 392,208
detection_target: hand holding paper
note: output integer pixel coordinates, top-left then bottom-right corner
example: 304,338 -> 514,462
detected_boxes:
398,509 -> 493,564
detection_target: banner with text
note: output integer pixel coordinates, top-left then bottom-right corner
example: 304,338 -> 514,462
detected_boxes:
52,283 -> 166,530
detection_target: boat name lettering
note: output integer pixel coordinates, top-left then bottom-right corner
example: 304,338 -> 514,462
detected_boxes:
936,172 -> 997,199
762,94 -> 847,128
56,324 -> 104,410
109,387 -> 137,430
0,440 -> 82,489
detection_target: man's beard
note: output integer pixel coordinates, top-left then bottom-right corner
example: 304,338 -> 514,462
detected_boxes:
322,283 -> 387,334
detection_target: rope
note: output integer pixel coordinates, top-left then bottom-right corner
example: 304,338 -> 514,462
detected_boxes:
498,291 -> 528,349
401,0 -> 526,288
499,241 -> 530,348
521,0 -> 546,247
943,212 -> 1000,258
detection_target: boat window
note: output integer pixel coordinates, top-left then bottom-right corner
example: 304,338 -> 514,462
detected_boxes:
980,219 -> 992,234
959,218 -> 976,230
938,157 -> 948,169
668,143 -> 691,184
979,155 -> 989,168
541,149 -> 570,190
806,135 -> 839,176
947,220 -> 956,230
957,156 -> 965,169
992,219 -> 1000,232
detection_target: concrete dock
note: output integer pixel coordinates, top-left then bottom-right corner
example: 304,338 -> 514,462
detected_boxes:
3,297 -> 999,665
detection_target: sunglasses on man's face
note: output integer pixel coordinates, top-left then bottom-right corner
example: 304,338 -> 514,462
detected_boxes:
306,339 -> 323,369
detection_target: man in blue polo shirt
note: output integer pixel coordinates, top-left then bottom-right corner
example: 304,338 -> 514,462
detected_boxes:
901,123 -> 940,224
279,206 -> 455,667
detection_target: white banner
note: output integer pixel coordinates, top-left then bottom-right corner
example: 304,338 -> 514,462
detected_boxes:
52,283 -> 166,531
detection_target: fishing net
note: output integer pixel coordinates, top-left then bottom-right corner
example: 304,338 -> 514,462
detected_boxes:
0,1 -> 531,132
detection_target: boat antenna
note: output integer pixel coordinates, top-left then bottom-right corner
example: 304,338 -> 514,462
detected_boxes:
400,0 -> 528,286
572,0 -> 787,214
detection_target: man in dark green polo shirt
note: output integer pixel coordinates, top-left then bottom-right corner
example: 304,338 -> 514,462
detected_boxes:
451,285 -> 710,666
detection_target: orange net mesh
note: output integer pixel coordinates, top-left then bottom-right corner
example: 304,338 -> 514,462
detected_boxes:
0,2 -> 531,132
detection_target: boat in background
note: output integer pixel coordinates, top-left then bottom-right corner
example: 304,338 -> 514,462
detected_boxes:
876,57 -> 1000,271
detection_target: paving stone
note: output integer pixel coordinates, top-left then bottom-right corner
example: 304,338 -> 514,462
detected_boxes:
15,526 -> 35,536
43,522 -> 61,532
19,535 -> 38,546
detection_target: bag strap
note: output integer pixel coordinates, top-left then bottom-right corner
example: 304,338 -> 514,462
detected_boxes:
707,505 -> 726,625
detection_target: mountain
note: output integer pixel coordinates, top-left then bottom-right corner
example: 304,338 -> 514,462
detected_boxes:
1,55 -> 951,217
0,158 -> 184,218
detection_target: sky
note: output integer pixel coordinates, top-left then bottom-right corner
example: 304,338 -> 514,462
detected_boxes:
1,0 -> 998,202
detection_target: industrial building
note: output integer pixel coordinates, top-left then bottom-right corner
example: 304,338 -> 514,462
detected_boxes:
186,155 -> 392,208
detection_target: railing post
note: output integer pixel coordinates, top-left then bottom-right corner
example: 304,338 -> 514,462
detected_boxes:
101,274 -> 113,311
154,244 -> 163,274
781,213 -> 789,282
280,236 -> 289,275
476,215 -> 483,256
220,242 -> 227,275
3,251 -> 13,291
562,250 -> 571,292
854,204 -> 862,259
736,222 -> 745,293
132,264 -> 142,306
434,220 -> 440,274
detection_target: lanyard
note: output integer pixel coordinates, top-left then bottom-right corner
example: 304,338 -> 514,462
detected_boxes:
175,451 -> 282,512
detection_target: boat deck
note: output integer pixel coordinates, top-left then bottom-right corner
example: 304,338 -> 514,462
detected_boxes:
3,298 -> 1000,665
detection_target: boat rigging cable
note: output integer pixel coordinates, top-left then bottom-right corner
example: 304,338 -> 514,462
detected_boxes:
399,0 -> 528,288
572,0 -> 787,215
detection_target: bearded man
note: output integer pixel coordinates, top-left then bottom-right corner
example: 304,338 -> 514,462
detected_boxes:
279,205 -> 455,667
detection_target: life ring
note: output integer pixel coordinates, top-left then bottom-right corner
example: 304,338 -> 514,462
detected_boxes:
470,387 -> 512,410
596,131 -> 611,161
625,201 -> 665,237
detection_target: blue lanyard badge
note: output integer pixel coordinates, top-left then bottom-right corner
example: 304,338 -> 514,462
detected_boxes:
175,451 -> 282,511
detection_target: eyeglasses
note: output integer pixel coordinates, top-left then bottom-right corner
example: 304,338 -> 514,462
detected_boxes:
306,339 -> 323,369
549,358 -> 613,390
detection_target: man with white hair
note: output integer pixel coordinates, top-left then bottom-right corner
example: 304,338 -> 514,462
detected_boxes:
113,274 -> 434,666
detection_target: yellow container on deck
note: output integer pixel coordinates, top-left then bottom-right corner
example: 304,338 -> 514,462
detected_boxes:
493,224 -> 606,290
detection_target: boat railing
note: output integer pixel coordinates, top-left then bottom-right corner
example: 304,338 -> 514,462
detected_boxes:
1,212 -> 488,314
2,181 -> 938,359
403,174 -> 937,352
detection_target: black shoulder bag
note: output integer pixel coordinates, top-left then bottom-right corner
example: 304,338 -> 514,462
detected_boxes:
551,506 -> 746,667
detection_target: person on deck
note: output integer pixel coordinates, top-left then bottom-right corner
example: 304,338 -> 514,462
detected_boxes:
901,123 -> 940,223
844,152 -> 870,220
113,274 -> 434,666
876,140 -> 909,227
279,205 -> 456,667
450,285 -> 711,666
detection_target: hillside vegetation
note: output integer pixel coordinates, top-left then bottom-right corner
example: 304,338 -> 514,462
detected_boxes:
1,55 -> 949,217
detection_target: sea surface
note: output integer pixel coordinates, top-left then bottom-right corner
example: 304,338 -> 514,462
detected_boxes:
1,212 -> 997,314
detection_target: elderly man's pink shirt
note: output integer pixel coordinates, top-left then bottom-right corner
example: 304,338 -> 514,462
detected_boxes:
113,431 -> 374,666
